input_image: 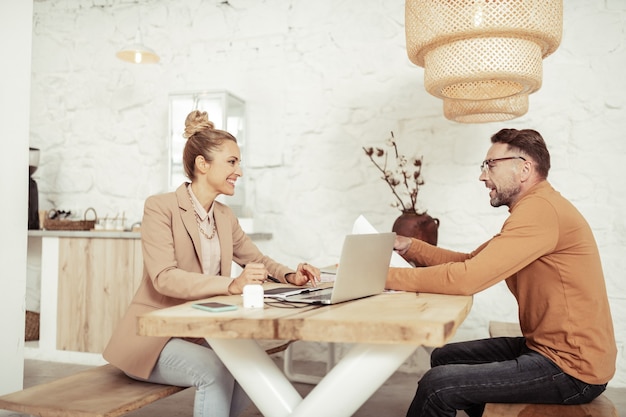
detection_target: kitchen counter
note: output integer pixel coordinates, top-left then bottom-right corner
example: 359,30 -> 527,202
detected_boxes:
28,230 -> 140,239
27,230 -> 272,240
26,228 -> 273,357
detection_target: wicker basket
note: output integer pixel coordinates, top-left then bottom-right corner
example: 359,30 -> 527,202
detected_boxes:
25,310 -> 40,341
44,207 -> 97,231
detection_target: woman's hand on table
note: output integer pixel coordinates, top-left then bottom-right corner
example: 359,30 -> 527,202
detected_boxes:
286,263 -> 321,287
229,263 -> 268,294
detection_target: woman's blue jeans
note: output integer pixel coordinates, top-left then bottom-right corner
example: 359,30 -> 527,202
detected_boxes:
406,337 -> 607,417
126,338 -> 250,417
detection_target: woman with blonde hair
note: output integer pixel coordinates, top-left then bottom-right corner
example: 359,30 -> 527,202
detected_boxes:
104,110 -> 319,417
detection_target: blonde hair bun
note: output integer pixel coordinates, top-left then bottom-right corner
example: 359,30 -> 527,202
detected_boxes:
183,110 -> 215,139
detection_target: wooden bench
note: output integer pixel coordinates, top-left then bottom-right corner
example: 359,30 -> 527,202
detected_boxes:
488,320 -> 523,338
483,394 -> 618,417
485,321 -> 618,417
0,341 -> 292,417
0,364 -> 185,417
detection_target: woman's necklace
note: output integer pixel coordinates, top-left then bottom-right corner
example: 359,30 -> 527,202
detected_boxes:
187,186 -> 216,240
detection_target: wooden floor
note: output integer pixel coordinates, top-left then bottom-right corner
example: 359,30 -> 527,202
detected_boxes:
1,359 -> 624,417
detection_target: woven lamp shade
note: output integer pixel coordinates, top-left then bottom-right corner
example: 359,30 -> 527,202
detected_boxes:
406,0 -> 563,101
443,94 -> 529,124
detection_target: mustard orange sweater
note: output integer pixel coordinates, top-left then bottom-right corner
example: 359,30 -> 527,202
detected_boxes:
387,181 -> 616,384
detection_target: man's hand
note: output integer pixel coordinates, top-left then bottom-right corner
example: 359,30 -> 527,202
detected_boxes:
394,235 -> 412,256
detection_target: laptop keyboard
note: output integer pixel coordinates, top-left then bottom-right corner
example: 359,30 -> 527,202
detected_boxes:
302,293 -> 332,302
299,288 -> 333,301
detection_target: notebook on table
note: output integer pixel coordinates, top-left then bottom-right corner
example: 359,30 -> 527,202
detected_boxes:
265,232 -> 396,305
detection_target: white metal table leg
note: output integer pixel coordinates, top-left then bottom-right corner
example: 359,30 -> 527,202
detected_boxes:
210,338 -> 416,417
207,338 -> 303,417
289,343 -> 417,417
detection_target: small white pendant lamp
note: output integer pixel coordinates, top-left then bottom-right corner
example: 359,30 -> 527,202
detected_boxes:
116,24 -> 159,64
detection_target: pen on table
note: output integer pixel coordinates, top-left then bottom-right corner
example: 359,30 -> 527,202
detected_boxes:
240,263 -> 275,284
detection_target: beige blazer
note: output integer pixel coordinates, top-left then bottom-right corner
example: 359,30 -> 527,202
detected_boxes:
103,183 -> 293,379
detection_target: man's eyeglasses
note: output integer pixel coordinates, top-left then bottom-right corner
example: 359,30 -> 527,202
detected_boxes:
480,156 -> 526,172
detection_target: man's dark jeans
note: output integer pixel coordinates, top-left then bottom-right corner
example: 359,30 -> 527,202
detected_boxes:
406,337 -> 607,417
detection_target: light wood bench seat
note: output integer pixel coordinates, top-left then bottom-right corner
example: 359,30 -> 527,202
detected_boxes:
0,364 -> 185,417
488,320 -> 523,338
483,394 -> 618,417
485,321 -> 617,417
0,341 -> 292,417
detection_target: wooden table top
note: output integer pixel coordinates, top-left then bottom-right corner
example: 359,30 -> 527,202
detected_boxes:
138,287 -> 472,347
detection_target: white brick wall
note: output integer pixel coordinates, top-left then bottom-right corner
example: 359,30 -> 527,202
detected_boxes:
30,0 -> 626,386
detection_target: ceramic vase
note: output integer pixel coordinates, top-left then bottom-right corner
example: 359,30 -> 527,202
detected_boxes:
392,211 -> 439,246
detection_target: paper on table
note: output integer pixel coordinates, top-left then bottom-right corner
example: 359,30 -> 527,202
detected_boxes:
352,215 -> 412,268
319,264 -> 338,282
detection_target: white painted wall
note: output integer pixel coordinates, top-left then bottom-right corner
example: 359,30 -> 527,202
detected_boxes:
0,0 -> 33,394
28,0 -> 626,386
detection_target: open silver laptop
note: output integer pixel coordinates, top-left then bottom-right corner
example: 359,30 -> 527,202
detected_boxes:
267,232 -> 396,305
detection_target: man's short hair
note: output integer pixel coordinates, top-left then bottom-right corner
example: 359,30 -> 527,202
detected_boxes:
491,129 -> 551,179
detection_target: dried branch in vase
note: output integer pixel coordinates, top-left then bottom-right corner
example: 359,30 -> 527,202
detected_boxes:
363,131 -> 425,215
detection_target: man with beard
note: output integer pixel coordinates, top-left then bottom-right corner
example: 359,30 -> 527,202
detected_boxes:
386,129 -> 616,417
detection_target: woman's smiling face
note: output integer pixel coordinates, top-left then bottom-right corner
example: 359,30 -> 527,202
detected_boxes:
205,140 -> 242,196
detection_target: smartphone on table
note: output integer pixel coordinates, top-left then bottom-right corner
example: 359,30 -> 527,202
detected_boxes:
192,302 -> 238,313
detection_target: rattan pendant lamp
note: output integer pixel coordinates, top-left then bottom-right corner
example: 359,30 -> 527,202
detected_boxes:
443,94 -> 529,124
405,0 -> 563,123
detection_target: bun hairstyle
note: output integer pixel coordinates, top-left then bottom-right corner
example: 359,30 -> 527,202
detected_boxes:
183,110 -> 215,139
182,110 -> 238,181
